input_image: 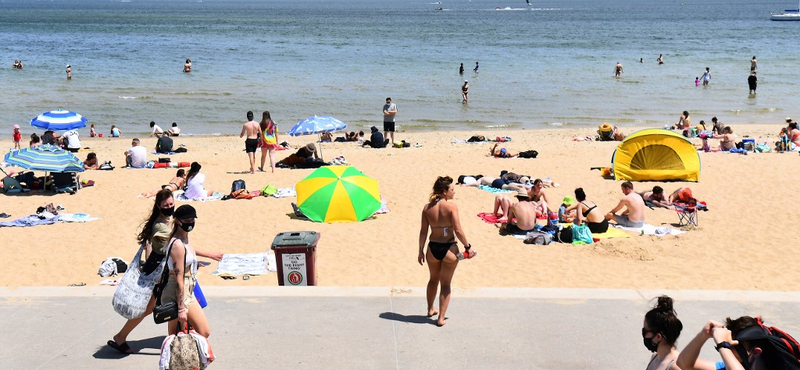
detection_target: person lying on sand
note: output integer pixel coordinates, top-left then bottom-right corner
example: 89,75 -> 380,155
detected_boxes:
140,169 -> 186,198
490,143 -> 518,158
462,176 -> 528,193
640,186 -> 672,209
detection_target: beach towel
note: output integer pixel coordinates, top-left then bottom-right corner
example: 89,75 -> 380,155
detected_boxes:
477,212 -> 509,224
612,224 -> 686,236
477,185 -> 513,194
175,192 -> 225,202
592,227 -> 632,239
58,213 -> 99,222
272,187 -> 296,198
0,214 -> 60,227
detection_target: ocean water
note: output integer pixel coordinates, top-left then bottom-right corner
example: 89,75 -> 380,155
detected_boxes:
1,0 -> 798,136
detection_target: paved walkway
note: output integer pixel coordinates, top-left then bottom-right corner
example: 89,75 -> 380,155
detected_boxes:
2,287 -> 800,370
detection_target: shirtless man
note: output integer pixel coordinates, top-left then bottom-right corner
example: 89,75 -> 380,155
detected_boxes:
605,181 -> 645,228
239,111 -> 260,174
614,61 -> 623,77
66,65 -> 72,80
640,186 -> 671,209
499,189 -> 540,235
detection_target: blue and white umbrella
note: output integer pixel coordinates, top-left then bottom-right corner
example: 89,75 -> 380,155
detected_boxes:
30,110 -> 88,131
4,145 -> 84,173
287,115 -> 347,137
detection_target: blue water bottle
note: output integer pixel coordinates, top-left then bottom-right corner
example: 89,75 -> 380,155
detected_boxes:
194,281 -> 208,308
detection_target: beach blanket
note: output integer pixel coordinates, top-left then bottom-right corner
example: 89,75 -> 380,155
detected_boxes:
372,198 -> 390,215
0,214 -> 60,227
58,213 -> 99,222
592,227 -> 632,239
612,224 -> 685,236
211,252 -> 269,277
477,212 -> 509,224
477,185 -> 513,194
176,192 -> 225,202
272,187 -> 296,198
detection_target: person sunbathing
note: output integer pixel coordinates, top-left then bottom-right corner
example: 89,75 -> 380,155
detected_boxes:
490,143 -> 518,158
669,187 -> 694,204
84,152 -> 99,170
140,169 -> 186,198
640,186 -> 672,209
462,176 -> 528,193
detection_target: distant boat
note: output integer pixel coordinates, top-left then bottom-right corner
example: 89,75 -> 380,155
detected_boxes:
771,0 -> 800,21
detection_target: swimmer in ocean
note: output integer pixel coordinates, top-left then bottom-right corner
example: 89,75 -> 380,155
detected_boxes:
614,61 -> 623,77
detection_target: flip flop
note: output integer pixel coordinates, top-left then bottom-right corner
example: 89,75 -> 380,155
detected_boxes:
107,340 -> 132,354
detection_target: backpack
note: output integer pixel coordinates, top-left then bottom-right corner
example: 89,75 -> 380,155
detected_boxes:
738,318 -> 800,370
555,226 -> 573,243
518,150 -> 538,159
231,179 -> 246,193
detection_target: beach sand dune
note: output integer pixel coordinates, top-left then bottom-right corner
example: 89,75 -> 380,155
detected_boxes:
0,126 -> 794,290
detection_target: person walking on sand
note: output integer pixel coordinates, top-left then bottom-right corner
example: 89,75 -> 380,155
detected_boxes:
614,61 -> 623,77
657,54 -> 664,65
461,80 -> 469,103
751,55 -> 757,71
605,181 -> 645,228
419,176 -> 476,327
382,97 -> 397,143
459,63 -> 464,75
473,61 -> 479,73
240,111 -> 260,174
258,110 -> 279,173
701,67 -> 710,86
12,124 -> 21,150
65,65 -> 71,80
748,71 -> 757,94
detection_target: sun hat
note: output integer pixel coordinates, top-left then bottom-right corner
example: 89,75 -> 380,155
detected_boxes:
13,124 -> 20,129
562,196 -> 575,206
515,188 -> 530,199
599,122 -> 613,132
787,117 -> 793,122
174,204 -> 197,220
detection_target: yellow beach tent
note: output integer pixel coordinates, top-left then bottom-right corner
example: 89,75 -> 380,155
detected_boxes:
611,129 -> 700,182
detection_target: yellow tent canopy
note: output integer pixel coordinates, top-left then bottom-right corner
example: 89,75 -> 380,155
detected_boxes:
611,128 -> 700,182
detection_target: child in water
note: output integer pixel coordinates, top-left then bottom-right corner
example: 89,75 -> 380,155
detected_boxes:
695,77 -> 700,86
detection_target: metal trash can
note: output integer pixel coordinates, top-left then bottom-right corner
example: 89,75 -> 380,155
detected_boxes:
271,231 -> 320,286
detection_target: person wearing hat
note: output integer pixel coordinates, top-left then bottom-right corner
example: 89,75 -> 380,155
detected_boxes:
164,204 -> 223,339
498,187 -> 540,235
677,316 -> 799,370
296,142 -> 320,160
492,185 -> 530,221
184,162 -> 215,200
557,195 -> 576,223
12,124 -> 21,150
461,80 -> 469,103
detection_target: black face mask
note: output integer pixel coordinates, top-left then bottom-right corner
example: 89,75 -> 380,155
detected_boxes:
180,222 -> 194,232
643,335 -> 659,352
160,206 -> 174,217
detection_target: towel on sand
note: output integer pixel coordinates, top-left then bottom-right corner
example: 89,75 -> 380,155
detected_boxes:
478,212 -> 510,224
477,185 -> 514,194
613,224 -> 685,236
176,192 -> 225,202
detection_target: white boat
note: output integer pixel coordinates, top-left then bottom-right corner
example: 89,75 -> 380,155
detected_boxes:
771,0 -> 800,21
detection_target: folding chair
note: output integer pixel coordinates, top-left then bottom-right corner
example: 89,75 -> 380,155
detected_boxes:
674,199 -> 698,226
51,172 -> 78,194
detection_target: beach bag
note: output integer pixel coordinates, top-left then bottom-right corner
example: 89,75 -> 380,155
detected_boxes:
467,135 -> 485,142
518,150 -> 538,159
112,244 -> 166,319
163,325 -> 202,370
231,179 -> 246,194
98,161 -> 115,171
555,226 -> 573,243
732,318 -> 800,370
261,185 -> 278,196
571,224 -> 594,244
98,257 -> 128,277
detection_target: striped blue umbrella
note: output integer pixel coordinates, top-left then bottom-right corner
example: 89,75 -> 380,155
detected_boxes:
3,145 -> 84,173
30,110 -> 88,131
287,115 -> 347,136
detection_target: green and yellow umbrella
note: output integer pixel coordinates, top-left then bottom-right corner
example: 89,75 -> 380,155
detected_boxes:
296,166 -> 381,223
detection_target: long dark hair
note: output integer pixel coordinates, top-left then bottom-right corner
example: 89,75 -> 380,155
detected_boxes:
185,162 -> 201,188
137,189 -> 173,245
260,111 -> 273,134
644,295 -> 683,346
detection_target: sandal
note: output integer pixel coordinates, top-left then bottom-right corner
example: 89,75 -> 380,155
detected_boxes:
107,340 -> 132,355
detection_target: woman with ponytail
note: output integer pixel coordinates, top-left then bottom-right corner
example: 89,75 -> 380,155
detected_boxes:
643,295 -> 684,370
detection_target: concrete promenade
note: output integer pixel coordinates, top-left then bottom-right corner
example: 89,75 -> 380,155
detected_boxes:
2,286 -> 799,370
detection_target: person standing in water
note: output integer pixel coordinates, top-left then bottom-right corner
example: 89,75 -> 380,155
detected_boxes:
701,67 -> 710,86
473,61 -> 479,73
184,59 -> 192,73
614,61 -> 623,77
461,80 -> 469,103
66,65 -> 71,80
751,56 -> 757,71
458,63 -> 464,75
748,71 -> 757,95
657,54 -> 664,65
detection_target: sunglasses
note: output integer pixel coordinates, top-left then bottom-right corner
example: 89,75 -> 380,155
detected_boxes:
641,328 -> 654,337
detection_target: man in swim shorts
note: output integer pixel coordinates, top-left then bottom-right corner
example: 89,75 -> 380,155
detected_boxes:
605,181 -> 645,228
240,110 -> 260,174
499,188 -> 539,235
640,186 -> 671,209
382,97 -> 397,143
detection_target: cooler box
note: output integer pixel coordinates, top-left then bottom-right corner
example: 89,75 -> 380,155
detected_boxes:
271,231 -> 320,286
742,138 -> 755,151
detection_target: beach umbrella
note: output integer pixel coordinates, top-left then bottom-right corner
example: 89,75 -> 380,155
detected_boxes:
286,116 -> 347,160
3,144 -> 84,173
295,166 -> 381,223
30,110 -> 87,131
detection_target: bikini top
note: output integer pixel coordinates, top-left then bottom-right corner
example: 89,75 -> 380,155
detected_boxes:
581,202 -> 597,217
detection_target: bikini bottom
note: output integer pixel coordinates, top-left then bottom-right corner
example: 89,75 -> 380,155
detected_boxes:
428,241 -> 456,261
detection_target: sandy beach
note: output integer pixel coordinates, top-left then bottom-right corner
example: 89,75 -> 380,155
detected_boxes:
1,124 -> 795,291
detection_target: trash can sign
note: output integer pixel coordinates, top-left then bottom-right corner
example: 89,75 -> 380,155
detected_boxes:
282,253 -> 307,286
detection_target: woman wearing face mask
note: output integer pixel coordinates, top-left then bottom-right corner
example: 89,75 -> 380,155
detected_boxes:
108,189 -> 176,354
642,295 -> 684,370
164,205 -> 223,338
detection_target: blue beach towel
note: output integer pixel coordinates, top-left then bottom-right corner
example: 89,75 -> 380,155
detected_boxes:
477,185 -> 513,194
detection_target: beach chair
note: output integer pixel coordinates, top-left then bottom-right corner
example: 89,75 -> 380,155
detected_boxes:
2,176 -> 30,194
51,172 -> 78,194
674,199 -> 698,226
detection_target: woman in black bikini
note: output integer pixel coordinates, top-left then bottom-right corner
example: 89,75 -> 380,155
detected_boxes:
571,188 -> 609,234
418,176 -> 475,327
